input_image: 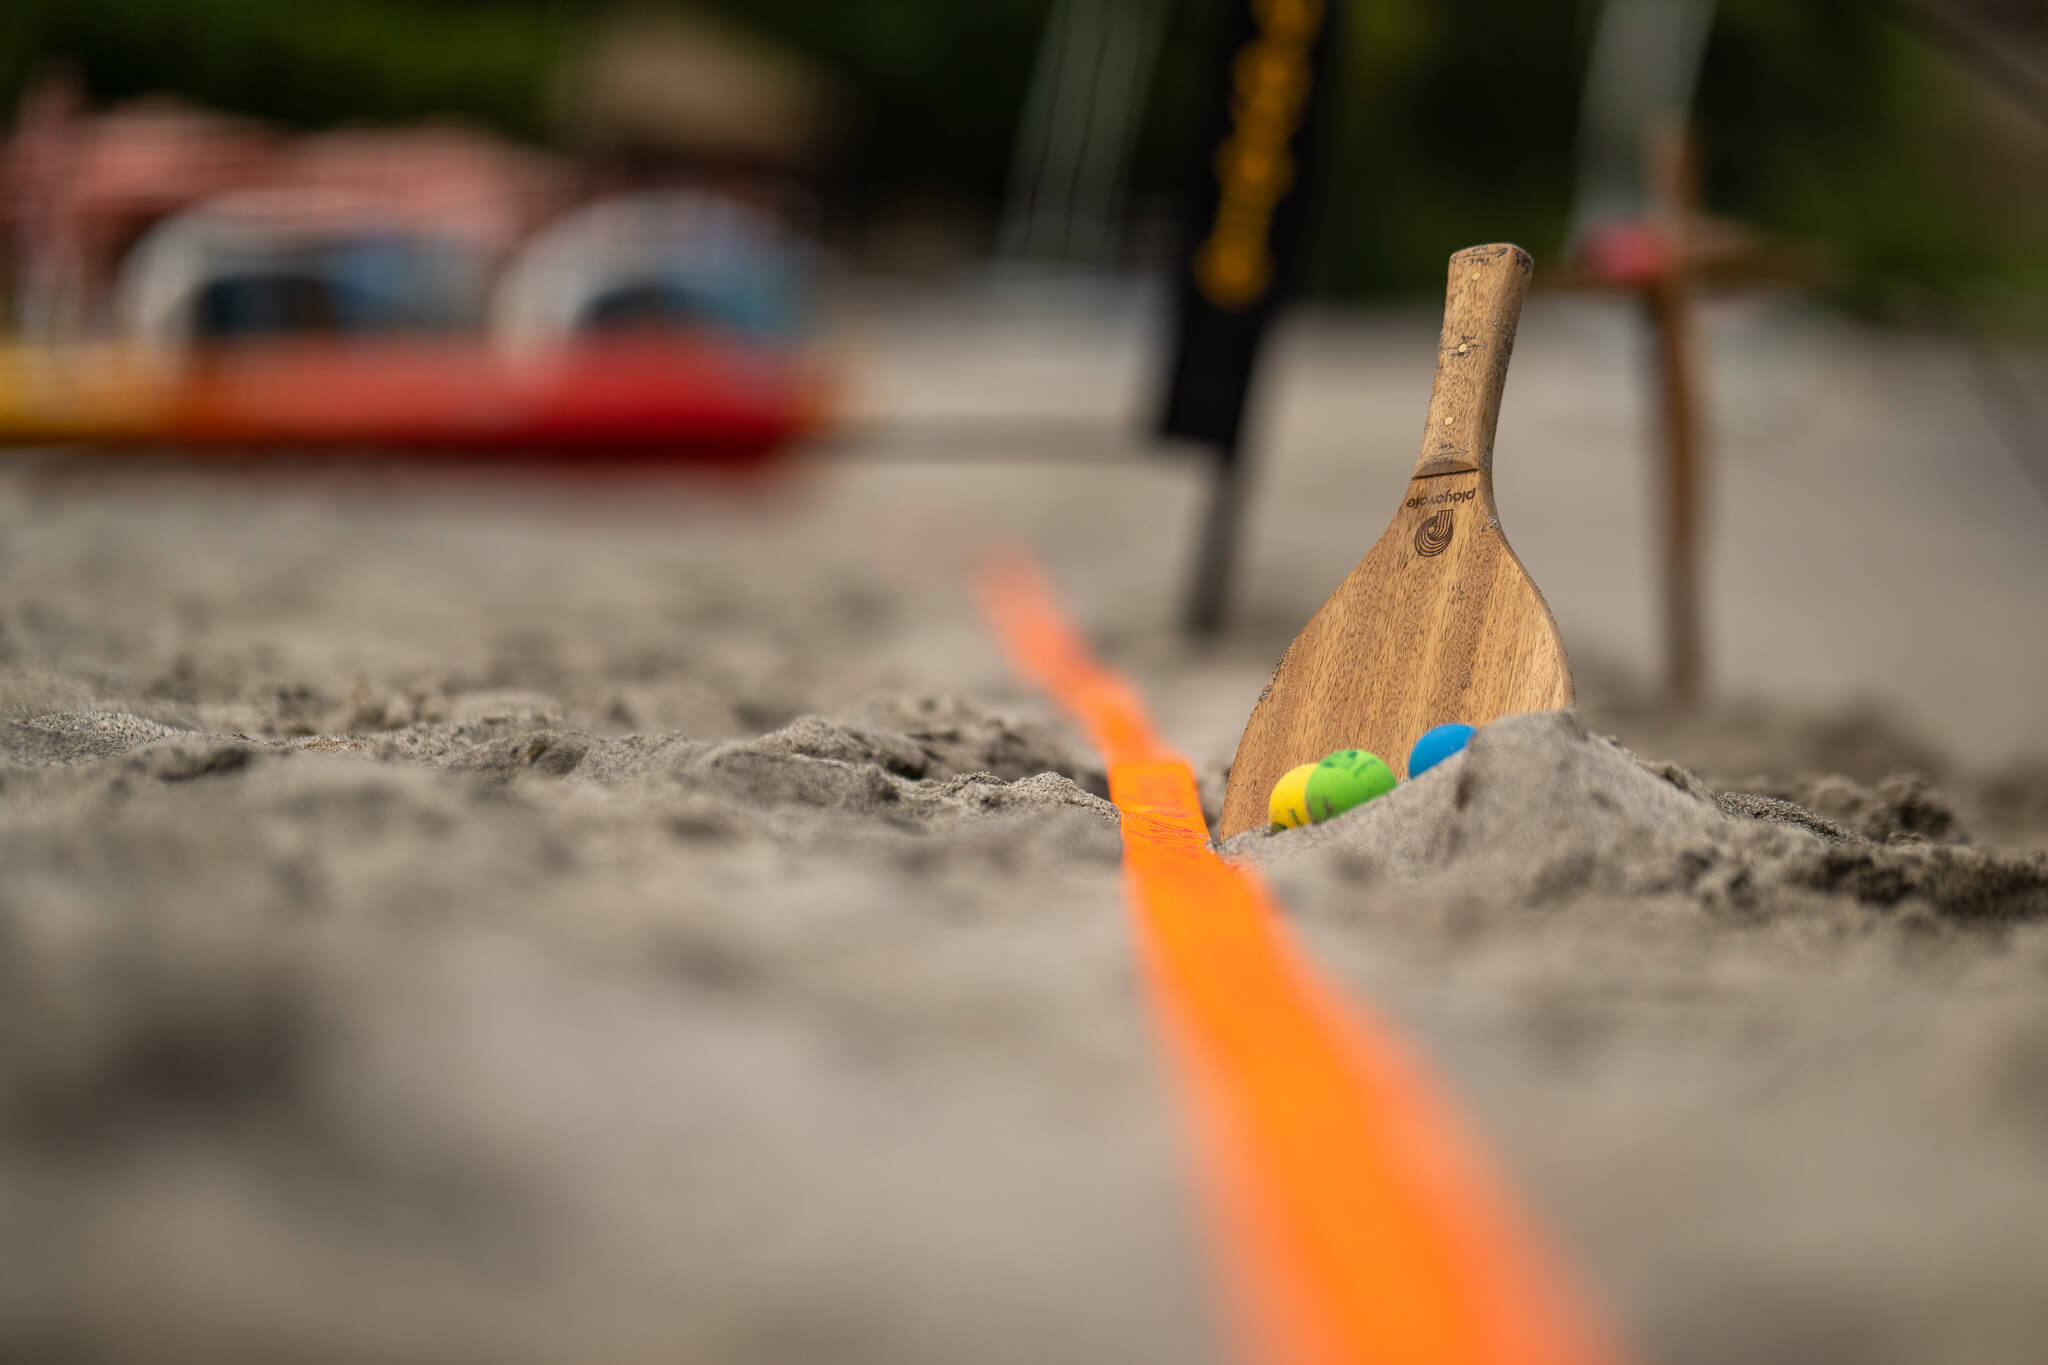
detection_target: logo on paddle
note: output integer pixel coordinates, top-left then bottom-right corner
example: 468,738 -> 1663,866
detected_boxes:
1414,509 -> 1454,557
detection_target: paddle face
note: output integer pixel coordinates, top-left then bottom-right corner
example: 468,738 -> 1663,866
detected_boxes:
1218,245 -> 1571,838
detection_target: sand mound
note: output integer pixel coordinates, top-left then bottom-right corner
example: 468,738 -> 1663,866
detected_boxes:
1,701 -> 1120,867
6,465 -> 2048,1365
1228,711 -> 2048,923
0,698 -> 1164,1365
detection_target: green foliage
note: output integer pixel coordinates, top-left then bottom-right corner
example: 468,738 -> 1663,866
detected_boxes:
683,0 -> 1053,206
2,0 -> 2036,315
1699,0 -> 2045,322
1298,0 -> 1591,296
0,0 -> 567,135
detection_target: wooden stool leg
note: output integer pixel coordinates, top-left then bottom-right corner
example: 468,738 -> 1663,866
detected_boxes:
1646,122 -> 1704,701
1645,275 -> 1702,701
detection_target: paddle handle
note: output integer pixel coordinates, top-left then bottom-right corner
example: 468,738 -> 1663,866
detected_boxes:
1413,243 -> 1534,480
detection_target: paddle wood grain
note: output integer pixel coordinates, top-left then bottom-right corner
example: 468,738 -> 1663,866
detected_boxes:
1218,243 -> 1571,838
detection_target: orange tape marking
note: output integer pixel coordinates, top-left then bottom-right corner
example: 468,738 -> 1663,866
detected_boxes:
978,555 -> 1626,1365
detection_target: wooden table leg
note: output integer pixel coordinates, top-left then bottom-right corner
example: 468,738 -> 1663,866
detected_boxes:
1644,274 -> 1702,701
1647,124 -> 1704,701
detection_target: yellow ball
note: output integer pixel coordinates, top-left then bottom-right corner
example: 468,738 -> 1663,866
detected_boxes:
1268,762 -> 1320,831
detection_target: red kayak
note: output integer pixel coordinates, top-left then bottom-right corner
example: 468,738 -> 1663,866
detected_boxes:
0,333 -> 830,466
170,334 -> 828,462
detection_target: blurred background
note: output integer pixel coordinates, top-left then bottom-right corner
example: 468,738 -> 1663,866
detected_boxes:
0,0 -> 2044,756
4,0 -> 2043,309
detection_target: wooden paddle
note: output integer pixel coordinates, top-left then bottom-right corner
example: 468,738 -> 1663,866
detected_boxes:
1218,243 -> 1572,838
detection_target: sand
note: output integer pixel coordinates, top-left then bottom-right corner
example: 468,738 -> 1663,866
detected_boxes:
3,300 -> 2047,1363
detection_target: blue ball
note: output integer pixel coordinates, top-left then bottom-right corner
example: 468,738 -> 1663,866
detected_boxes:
1408,723 -> 1476,778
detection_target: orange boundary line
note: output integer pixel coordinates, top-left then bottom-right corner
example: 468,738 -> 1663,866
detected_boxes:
978,555 -> 1626,1365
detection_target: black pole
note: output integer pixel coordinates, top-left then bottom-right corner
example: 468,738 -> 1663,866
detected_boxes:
1154,0 -> 1337,636
1183,444 -> 1249,635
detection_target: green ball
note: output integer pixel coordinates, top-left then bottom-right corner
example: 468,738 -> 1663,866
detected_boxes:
1305,749 -> 1395,821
